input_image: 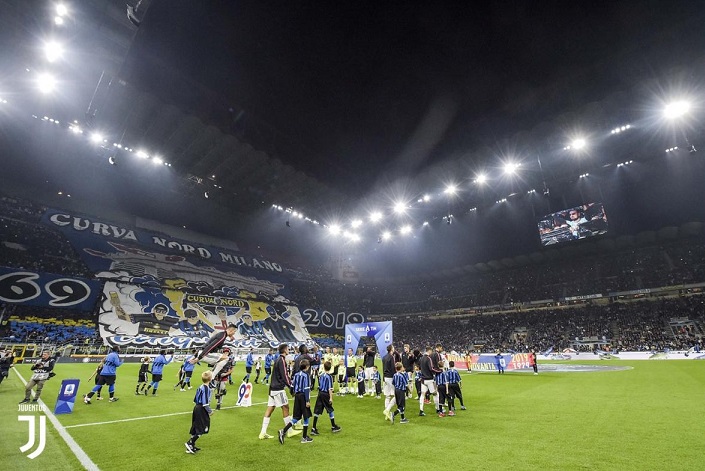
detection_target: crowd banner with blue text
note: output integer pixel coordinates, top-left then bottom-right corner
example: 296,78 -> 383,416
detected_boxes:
40,209 -> 291,300
0,267 -> 101,311
98,281 -> 313,349
344,322 -> 393,361
54,378 -> 80,414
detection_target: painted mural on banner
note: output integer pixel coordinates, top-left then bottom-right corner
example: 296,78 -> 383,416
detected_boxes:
98,281 -> 313,349
40,209 -> 291,300
0,266 -> 101,311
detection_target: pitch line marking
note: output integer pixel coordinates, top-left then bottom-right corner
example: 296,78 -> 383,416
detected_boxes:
13,368 -> 100,471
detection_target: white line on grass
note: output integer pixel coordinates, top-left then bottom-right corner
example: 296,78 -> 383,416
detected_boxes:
65,393 -> 318,429
13,368 -> 100,471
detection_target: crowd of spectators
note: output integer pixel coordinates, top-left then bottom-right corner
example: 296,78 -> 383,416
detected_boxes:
1,305 -> 98,345
389,296 -> 704,353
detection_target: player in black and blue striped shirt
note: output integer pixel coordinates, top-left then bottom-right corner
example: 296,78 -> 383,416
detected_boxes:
435,361 -> 450,417
279,359 -> 313,444
446,361 -> 466,411
185,370 -> 214,454
391,362 -> 410,424
311,361 -> 341,435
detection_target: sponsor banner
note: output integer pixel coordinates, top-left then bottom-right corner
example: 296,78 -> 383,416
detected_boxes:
465,353 -> 533,372
98,281 -> 312,349
40,209 -> 290,298
54,379 -> 80,415
564,293 -> 603,302
0,267 -> 101,311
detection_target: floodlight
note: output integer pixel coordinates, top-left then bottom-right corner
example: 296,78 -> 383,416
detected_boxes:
346,233 -> 361,243
423,194 -> 431,202
56,4 -> 68,16
351,219 -> 362,229
36,73 -> 56,93
475,174 -> 487,184
664,101 -> 691,119
400,225 -> 412,235
90,133 -> 103,144
43,41 -> 63,62
329,224 -> 341,235
393,202 -> 407,214
152,157 -> 163,165
136,150 -> 149,159
369,211 -> 383,223
444,184 -> 457,195
503,162 -> 519,175
381,231 -> 392,241
571,138 -> 587,150
422,221 -> 429,226
54,16 -> 64,25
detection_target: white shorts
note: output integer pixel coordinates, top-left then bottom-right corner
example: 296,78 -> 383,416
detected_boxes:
422,379 -> 437,394
364,367 -> 375,380
383,378 -> 394,396
267,390 -> 288,408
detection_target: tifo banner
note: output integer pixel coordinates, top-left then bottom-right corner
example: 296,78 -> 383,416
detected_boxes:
0,267 -> 101,311
98,281 -> 312,349
40,209 -> 290,300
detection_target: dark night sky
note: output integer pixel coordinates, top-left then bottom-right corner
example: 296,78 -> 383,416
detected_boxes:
123,0 -> 705,197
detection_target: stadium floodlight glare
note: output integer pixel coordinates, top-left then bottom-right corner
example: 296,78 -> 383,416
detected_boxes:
369,211 -> 383,223
475,173 -> 487,184
503,162 -> 519,175
381,231 -> 392,241
54,15 -> 64,25
422,221 -> 429,226
664,101 -> 691,119
571,138 -> 587,150
444,184 -> 458,195
400,224 -> 412,235
136,149 -> 149,159
393,202 -> 407,214
43,41 -> 63,62
90,132 -> 103,144
152,156 -> 163,165
56,4 -> 68,16
346,233 -> 361,243
423,194 -> 431,202
351,219 -> 362,229
36,73 -> 56,93
328,224 -> 341,235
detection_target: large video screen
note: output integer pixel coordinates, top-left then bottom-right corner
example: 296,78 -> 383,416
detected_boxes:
538,203 -> 608,246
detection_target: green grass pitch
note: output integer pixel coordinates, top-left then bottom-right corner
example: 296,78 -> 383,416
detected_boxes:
2,360 -> 704,470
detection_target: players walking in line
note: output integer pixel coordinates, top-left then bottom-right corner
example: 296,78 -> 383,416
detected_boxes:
382,345 -> 397,421
243,348 -> 254,384
263,348 -> 275,384
446,360 -> 466,410
85,346 -> 122,403
136,356 -> 150,395
259,344 -> 301,440
175,349 -> 198,391
309,346 -> 321,390
279,359 -> 313,444
185,370 -> 213,454
254,357 -> 262,384
88,358 -> 105,400
418,347 -> 440,416
356,366 -> 366,398
145,349 -> 173,396
391,362 -> 410,424
310,361 -> 341,435
401,344 -> 416,399
20,350 -> 59,404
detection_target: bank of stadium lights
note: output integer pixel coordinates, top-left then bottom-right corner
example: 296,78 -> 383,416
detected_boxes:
380,230 -> 392,242
422,221 -> 429,226
616,160 -> 633,167
328,224 -> 341,235
611,124 -> 631,134
36,73 -> 56,93
527,189 -> 536,194
393,201 -> 407,214
369,211 -> 383,223
474,173 -> 487,184
664,101 -> 691,120
579,173 -> 589,178
351,219 -> 362,229
444,184 -> 458,196
496,198 -> 507,204
152,156 -> 164,165
503,162 -> 519,175
665,146 -> 679,153
345,232 -> 361,243
90,132 -> 104,144
54,15 -> 64,25
56,4 -> 68,16
400,224 -> 412,235
564,138 -> 586,151
43,41 -> 64,62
